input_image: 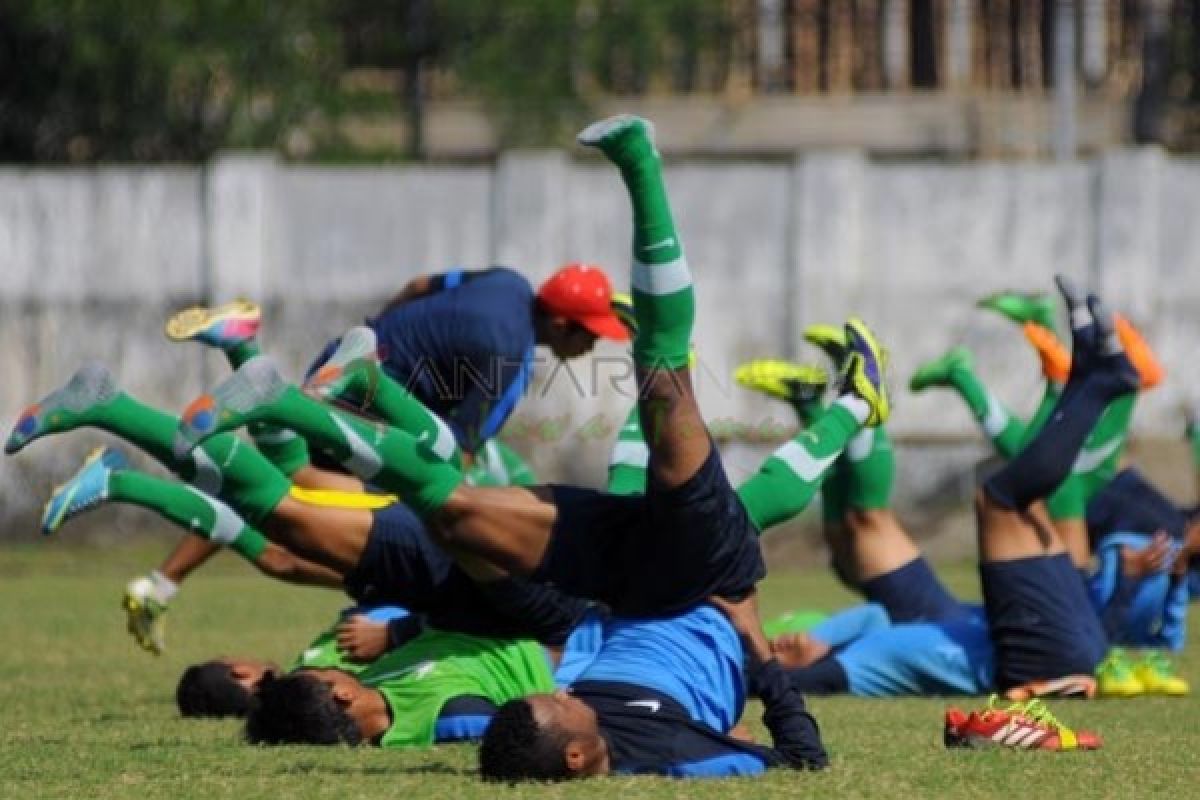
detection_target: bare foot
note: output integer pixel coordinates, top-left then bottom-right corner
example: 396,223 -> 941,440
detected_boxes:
770,632 -> 831,669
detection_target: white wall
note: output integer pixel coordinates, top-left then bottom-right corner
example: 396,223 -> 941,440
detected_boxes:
1,149 -> 1195,538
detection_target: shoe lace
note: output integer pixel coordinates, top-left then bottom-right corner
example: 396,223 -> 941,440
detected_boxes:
1142,651 -> 1175,677
1099,648 -> 1133,679
1013,698 -> 1065,731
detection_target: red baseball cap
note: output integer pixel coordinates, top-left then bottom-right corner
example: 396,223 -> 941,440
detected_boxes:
536,263 -> 630,341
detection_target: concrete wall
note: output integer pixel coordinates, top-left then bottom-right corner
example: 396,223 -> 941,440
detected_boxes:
1,149 -> 1197,544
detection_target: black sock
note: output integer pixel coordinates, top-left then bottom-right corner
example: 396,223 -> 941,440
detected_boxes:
984,370 -> 1133,510
783,655 -> 850,695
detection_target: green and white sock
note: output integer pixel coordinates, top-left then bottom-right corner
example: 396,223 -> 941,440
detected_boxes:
737,397 -> 865,532
843,426 -> 895,510
329,359 -> 462,468
466,439 -> 537,487
948,367 -> 1027,460
603,121 -> 693,369
607,405 -> 650,497
242,385 -> 462,518
109,471 -> 268,560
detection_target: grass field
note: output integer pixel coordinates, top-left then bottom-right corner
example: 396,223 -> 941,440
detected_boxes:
1,543 -> 1197,799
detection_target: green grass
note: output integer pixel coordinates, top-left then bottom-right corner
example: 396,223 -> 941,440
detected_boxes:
0,544 -> 1196,799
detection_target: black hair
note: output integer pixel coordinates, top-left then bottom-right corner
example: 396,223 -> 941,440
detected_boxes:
176,661 -> 254,718
244,672 -> 363,746
479,698 -> 572,782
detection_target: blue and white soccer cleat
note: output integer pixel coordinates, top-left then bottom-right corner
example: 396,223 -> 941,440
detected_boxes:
41,446 -> 128,535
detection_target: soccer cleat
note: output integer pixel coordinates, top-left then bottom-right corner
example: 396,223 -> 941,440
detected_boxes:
164,298 -> 261,350
1022,322 -> 1071,384
734,359 -> 828,407
6,361 -> 118,454
577,114 -> 658,162
841,318 -> 889,426
803,324 -> 848,368
1095,648 -> 1145,697
123,576 -> 169,656
175,355 -> 289,458
1114,315 -> 1164,389
41,446 -> 127,535
611,292 -> 638,338
1003,674 -> 1098,701
944,695 -> 1101,751
303,326 -> 381,405
977,290 -> 1058,333
1132,651 -> 1189,696
909,346 -> 973,392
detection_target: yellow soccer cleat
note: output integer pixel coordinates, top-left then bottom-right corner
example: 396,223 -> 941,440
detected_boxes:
165,298 -> 261,349
1095,649 -> 1146,697
1132,651 -> 1190,696
734,359 -> 828,406
123,576 -> 168,656
841,318 -> 890,426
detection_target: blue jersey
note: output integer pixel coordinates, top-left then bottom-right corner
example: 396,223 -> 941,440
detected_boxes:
836,606 -> 994,696
1090,533 -> 1189,651
576,605 -> 745,732
367,267 -> 535,453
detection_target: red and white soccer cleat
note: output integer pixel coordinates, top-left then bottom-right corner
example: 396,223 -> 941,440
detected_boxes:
944,696 -> 1101,752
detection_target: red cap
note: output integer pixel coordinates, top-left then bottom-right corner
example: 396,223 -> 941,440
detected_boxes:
536,263 -> 630,341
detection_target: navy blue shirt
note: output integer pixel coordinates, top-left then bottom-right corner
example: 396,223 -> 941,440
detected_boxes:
367,267 -> 536,454
572,660 -> 827,778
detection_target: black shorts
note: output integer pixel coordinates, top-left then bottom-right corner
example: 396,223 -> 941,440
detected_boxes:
344,503 -> 587,643
536,446 -> 766,616
862,556 -> 969,624
980,553 -> 1108,688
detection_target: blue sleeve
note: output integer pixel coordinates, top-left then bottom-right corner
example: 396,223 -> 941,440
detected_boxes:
1157,575 -> 1189,652
433,696 -> 497,743
808,603 -> 889,650
1089,549 -> 1120,610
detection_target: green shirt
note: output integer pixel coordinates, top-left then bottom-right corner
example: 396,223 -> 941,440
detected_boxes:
359,627 -> 554,748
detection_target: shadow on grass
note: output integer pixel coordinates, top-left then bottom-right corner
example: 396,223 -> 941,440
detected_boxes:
274,762 -> 472,778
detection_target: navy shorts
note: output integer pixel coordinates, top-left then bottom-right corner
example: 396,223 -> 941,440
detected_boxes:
980,553 -> 1108,688
862,556 -> 969,624
536,446 -> 766,616
344,503 -> 587,642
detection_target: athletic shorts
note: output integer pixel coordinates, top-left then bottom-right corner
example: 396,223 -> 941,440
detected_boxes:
536,446 -> 765,616
862,556 -> 969,624
344,503 -> 587,642
980,553 -> 1108,688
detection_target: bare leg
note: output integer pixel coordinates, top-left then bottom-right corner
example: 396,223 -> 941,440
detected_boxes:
844,509 -> 923,581
157,536 -> 220,583
290,463 -> 365,492
976,492 -> 1065,562
1053,518 -> 1092,569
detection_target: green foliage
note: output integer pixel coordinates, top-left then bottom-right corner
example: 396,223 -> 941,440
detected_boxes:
0,0 -> 339,162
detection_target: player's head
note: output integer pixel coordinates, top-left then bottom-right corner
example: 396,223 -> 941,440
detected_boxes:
176,658 -> 279,718
479,692 -> 608,782
244,669 -> 366,746
535,263 -> 630,359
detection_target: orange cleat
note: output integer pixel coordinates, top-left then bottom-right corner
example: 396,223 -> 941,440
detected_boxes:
1022,322 -> 1071,385
944,696 -> 1101,752
1114,315 -> 1165,390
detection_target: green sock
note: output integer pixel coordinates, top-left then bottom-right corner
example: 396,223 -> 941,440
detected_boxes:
74,393 -> 290,524
109,470 -> 267,560
606,405 -> 649,496
946,365 -> 1027,459
334,360 -> 462,469
251,386 -> 462,518
843,427 -> 895,510
737,399 -> 864,533
220,335 -> 313,477
1191,426 -> 1200,473
466,440 -> 537,488
820,461 -> 849,526
614,135 -> 693,370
